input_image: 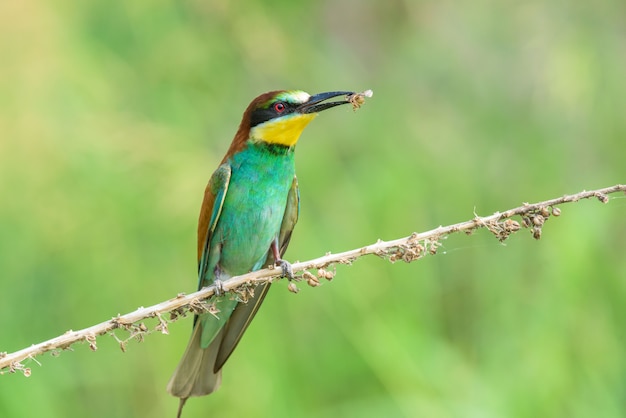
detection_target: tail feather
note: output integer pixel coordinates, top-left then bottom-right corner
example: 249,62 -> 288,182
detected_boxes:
167,323 -> 223,403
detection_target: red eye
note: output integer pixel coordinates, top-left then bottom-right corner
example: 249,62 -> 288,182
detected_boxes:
274,102 -> 286,113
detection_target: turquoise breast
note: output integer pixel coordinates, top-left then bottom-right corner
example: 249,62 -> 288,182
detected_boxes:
210,142 -> 295,278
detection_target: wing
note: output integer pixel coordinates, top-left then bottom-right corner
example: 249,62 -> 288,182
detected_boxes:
275,176 -> 300,256
214,175 -> 300,370
168,163 -> 233,399
197,163 -> 231,288
194,163 -> 236,337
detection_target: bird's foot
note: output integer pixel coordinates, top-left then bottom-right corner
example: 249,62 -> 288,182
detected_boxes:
213,279 -> 225,296
275,259 -> 295,280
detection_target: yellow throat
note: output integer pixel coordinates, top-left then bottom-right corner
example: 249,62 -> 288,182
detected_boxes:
249,113 -> 318,147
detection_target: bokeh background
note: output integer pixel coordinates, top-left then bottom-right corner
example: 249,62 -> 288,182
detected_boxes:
1,1 -> 625,417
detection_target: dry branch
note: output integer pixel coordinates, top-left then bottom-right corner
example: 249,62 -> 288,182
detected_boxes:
1,184 -> 624,376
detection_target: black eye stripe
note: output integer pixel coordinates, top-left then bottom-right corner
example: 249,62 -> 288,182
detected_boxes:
250,102 -> 296,128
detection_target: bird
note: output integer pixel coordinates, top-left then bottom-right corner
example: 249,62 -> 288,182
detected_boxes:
167,89 -> 366,417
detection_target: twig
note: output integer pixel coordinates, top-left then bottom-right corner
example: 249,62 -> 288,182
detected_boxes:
1,184 -> 624,375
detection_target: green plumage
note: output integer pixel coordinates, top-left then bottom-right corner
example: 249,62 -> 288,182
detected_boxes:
167,140 -> 299,404
198,141 -> 297,349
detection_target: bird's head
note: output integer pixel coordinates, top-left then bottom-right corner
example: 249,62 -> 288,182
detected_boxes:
233,90 -> 355,150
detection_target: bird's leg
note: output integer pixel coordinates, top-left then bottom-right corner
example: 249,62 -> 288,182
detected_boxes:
271,238 -> 294,280
213,265 -> 225,296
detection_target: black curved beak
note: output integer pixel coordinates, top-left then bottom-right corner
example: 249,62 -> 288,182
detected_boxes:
297,91 -> 355,114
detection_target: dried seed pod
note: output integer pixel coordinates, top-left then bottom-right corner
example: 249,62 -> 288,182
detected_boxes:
307,278 -> 320,287
522,217 -> 531,228
287,282 -> 300,294
552,207 -> 561,216
303,271 -> 321,287
533,214 -> 545,226
428,241 -> 440,255
532,226 -> 542,240
504,219 -> 521,232
540,207 -> 550,217
85,334 -> 97,351
318,268 -> 335,281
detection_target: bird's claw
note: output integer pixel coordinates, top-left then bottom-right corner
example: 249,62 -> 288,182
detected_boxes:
213,279 -> 225,296
276,259 -> 295,280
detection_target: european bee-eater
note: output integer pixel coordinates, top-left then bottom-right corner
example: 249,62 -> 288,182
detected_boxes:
167,90 -> 368,416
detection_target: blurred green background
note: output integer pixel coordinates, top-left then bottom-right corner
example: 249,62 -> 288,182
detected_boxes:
1,1 -> 625,417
